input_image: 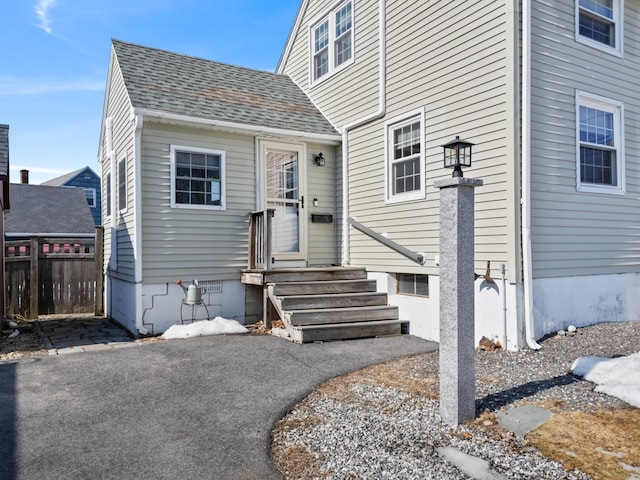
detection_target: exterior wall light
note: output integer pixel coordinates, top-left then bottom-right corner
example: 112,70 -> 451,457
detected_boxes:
314,152 -> 325,166
442,136 -> 474,177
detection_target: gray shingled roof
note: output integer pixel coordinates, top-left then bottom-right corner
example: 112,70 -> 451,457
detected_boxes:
0,125 -> 9,176
42,166 -> 97,187
5,184 -> 95,237
112,39 -> 338,137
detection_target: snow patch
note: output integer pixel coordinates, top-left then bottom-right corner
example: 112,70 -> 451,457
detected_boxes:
571,352 -> 640,408
162,317 -> 248,340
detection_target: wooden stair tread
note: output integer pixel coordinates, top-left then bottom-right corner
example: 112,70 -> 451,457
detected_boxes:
293,319 -> 405,330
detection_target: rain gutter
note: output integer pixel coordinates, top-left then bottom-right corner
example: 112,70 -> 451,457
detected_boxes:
341,0 -> 386,265
521,0 -> 542,350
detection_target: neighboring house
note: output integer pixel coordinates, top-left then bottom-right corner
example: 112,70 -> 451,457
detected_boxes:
42,166 -> 102,225
0,125 -> 10,326
5,184 -> 95,240
100,0 -> 640,348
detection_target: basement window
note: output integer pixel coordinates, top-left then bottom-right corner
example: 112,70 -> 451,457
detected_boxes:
397,273 -> 429,297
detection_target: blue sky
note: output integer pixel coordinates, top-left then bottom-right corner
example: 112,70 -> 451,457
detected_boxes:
0,0 -> 299,184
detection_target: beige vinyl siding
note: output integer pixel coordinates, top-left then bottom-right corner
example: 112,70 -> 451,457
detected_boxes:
282,0 -> 381,127
349,1 -> 517,281
140,123 -> 255,283
529,0 -> 640,278
102,52 -> 136,282
306,142 -> 339,266
280,0 -> 519,281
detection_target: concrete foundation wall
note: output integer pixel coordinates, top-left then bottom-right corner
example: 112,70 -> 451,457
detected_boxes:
108,278 -> 246,336
533,273 -> 640,338
139,281 -> 246,335
369,271 -> 523,351
106,275 -> 137,334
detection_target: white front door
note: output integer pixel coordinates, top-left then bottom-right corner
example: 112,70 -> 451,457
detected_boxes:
261,140 -> 307,264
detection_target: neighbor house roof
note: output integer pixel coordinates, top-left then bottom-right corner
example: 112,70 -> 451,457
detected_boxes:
111,39 -> 339,138
5,184 -> 95,237
41,166 -> 99,187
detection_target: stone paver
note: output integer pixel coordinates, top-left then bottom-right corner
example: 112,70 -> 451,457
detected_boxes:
37,315 -> 135,355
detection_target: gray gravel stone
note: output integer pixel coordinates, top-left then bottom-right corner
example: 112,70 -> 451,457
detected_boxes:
272,321 -> 640,479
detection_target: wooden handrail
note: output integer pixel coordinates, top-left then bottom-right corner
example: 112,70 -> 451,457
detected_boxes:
248,208 -> 275,270
348,217 -> 425,265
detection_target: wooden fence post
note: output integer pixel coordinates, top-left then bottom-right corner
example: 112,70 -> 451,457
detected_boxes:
95,226 -> 104,316
29,236 -> 38,319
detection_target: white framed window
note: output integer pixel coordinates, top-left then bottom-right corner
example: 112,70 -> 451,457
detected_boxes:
84,187 -> 96,208
576,91 -> 624,195
576,0 -> 623,55
171,145 -> 225,210
118,156 -> 127,212
310,0 -> 354,85
384,108 -> 425,203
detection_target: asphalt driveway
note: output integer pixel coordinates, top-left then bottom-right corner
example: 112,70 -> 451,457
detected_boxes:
0,333 -> 437,479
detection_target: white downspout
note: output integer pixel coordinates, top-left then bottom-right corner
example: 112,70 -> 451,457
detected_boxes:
521,0 -> 542,350
133,113 -> 146,334
341,0 -> 386,265
105,117 -> 117,272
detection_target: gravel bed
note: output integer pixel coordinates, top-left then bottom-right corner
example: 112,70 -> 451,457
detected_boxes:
272,321 -> 640,479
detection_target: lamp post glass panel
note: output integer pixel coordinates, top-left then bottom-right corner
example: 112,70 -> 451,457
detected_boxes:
443,136 -> 473,177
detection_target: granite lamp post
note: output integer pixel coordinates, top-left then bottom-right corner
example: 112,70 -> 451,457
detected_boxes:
435,136 -> 482,426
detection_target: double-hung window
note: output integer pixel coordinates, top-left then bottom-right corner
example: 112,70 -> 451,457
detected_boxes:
84,187 -> 96,208
310,0 -> 353,84
385,108 -> 425,203
171,145 -> 225,210
576,0 -> 622,55
576,91 -> 624,194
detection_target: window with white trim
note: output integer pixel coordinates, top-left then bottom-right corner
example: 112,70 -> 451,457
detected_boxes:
385,109 -> 425,203
118,157 -> 127,212
84,187 -> 96,208
576,91 -> 624,194
310,0 -> 353,84
576,0 -> 622,54
171,146 -> 225,210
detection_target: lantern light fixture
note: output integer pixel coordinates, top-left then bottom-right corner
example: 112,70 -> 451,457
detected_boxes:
442,136 -> 474,177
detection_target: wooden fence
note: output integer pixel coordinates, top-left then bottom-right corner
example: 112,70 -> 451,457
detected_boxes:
5,229 -> 104,319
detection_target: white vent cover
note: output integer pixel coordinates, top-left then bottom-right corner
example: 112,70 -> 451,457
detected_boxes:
199,280 -> 223,293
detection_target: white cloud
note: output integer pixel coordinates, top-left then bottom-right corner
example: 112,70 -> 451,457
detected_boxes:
34,0 -> 57,35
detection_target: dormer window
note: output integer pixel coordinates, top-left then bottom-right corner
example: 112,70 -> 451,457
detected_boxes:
310,1 -> 354,85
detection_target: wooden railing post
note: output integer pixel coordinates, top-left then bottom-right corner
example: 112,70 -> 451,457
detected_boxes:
264,208 -> 274,271
29,236 -> 39,319
248,209 -> 275,270
95,226 -> 104,316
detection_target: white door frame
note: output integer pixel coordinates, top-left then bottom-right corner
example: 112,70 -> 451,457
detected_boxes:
256,138 -> 307,265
